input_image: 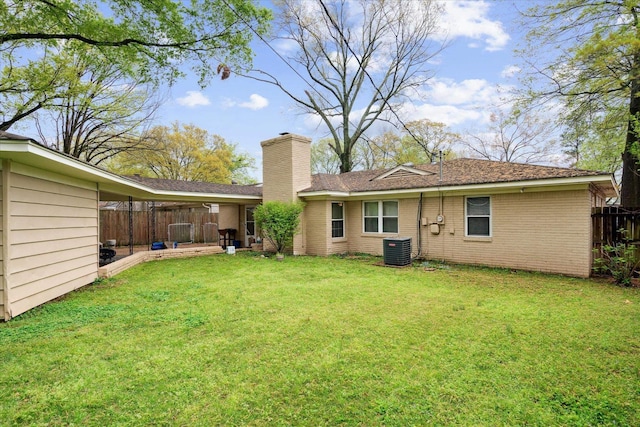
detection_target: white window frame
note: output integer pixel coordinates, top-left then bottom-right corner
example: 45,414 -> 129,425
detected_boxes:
331,202 -> 345,239
363,200 -> 399,234
465,196 -> 491,237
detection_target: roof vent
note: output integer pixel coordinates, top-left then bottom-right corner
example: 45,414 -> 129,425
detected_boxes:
373,165 -> 434,181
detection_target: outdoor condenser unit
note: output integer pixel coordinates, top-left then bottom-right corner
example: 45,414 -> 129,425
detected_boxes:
383,237 -> 412,266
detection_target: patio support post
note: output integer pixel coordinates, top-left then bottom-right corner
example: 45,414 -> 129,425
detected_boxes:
150,201 -> 156,244
128,196 -> 134,255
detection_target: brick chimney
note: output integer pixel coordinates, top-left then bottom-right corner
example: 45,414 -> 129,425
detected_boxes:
260,133 -> 311,254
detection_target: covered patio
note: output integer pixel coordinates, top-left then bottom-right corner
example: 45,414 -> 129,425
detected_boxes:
0,131 -> 265,319
98,176 -> 263,268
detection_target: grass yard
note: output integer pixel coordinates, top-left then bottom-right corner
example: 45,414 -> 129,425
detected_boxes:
0,253 -> 639,426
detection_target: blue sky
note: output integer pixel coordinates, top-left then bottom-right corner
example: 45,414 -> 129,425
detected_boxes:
156,0 -> 525,180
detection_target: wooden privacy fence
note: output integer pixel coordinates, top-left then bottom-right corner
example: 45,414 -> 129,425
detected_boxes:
592,206 -> 640,256
100,209 -> 219,246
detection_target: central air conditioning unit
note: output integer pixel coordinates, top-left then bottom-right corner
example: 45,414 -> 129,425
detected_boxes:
383,237 -> 412,266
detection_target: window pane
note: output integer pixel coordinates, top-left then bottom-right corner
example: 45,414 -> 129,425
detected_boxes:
383,217 -> 398,233
383,201 -> 398,216
332,203 -> 343,220
468,217 -> 490,236
364,201 -> 378,217
332,220 -> 344,238
467,197 -> 490,216
364,217 -> 378,233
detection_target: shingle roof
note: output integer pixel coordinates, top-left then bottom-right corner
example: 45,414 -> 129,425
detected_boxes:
126,175 -> 263,196
0,130 -> 33,141
303,158 -> 611,193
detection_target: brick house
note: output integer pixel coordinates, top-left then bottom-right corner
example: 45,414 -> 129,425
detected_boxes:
0,131 -> 617,319
262,133 -> 617,278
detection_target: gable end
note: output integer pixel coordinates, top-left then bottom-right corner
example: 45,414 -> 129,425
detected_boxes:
373,165 -> 434,181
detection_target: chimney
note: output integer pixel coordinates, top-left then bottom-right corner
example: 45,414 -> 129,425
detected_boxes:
260,133 -> 311,255
260,133 -> 311,203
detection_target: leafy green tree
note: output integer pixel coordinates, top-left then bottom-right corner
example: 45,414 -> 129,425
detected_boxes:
254,201 -> 304,255
108,122 -> 255,183
359,121 -> 457,170
561,106 -> 624,173
311,138 -> 342,174
403,119 -> 458,162
31,49 -> 159,165
520,0 -> 640,205
248,0 -> 444,173
0,0 -> 271,129
360,131 -> 403,169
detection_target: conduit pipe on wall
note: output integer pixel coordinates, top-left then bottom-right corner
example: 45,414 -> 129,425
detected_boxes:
415,192 -> 424,258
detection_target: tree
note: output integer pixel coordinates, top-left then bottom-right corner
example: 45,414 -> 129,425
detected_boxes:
248,0 -> 444,173
31,50 -> 160,165
253,201 -> 304,255
311,138 -> 341,174
109,122 -> 254,183
560,105 -> 624,173
520,1 -> 640,206
403,119 -> 458,162
461,105 -> 557,164
360,131 -> 400,170
0,0 -> 271,129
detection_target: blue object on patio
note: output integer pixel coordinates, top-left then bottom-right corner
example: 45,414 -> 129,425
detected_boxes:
151,242 -> 167,250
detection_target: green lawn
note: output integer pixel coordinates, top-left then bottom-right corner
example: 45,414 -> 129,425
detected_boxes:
1,253 -> 638,426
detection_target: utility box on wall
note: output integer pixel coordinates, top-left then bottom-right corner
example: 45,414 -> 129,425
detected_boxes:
383,237 -> 412,266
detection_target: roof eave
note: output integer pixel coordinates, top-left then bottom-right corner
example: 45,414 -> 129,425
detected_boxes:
297,174 -> 617,199
0,138 -> 264,202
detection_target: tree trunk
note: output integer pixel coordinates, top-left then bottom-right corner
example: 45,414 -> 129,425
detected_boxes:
621,50 -> 640,207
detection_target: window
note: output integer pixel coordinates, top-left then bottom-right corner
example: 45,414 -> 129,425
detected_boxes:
466,196 -> 491,237
331,202 -> 344,238
363,201 -> 398,233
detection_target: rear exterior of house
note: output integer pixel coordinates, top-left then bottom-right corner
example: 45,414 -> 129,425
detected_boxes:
262,133 -> 615,278
0,131 -> 262,320
0,131 -> 617,320
301,189 -> 600,277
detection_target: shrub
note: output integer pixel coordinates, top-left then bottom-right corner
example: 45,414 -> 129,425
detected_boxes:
593,230 -> 639,286
254,201 -> 304,255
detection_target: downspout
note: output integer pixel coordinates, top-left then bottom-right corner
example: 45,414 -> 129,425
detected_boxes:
416,192 -> 423,258
2,160 -> 11,320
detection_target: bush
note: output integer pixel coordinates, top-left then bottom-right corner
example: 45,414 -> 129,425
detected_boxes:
593,231 -> 639,286
254,201 -> 304,255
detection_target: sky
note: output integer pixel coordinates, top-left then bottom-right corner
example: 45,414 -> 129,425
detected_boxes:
153,0 -> 527,181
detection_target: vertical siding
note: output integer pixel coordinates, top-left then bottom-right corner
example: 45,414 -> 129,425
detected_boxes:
0,163 -> 4,320
7,168 -> 99,318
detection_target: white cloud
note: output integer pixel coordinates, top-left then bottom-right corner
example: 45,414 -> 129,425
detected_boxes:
438,1 -> 510,51
239,94 -> 269,110
223,94 -> 269,111
176,91 -> 211,107
402,103 -> 485,127
501,65 -> 521,78
424,78 -> 505,106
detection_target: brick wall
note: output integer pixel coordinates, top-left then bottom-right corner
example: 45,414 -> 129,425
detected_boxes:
260,134 -> 311,254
